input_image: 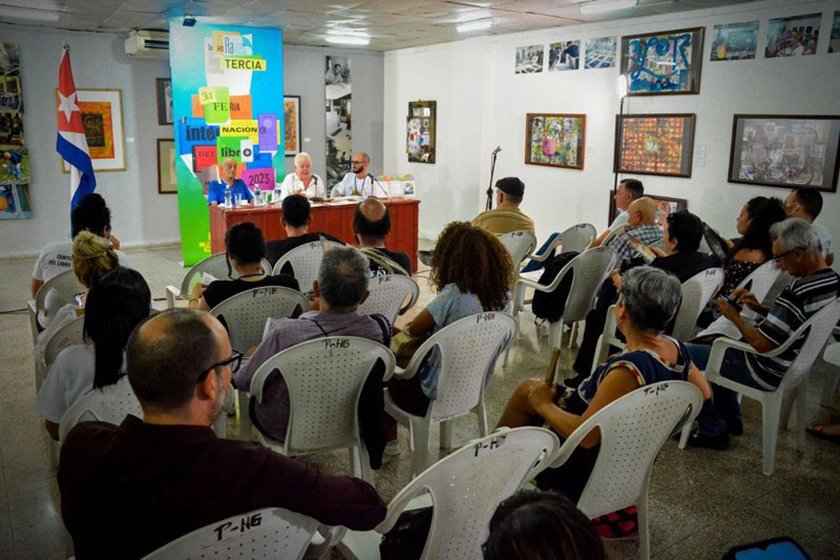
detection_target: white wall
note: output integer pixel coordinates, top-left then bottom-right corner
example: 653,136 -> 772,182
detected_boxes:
384,0 -> 840,260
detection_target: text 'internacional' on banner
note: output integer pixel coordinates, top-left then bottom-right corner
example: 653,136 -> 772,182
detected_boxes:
169,24 -> 284,266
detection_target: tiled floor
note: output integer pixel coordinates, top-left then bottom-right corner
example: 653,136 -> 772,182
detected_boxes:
0,244 -> 839,559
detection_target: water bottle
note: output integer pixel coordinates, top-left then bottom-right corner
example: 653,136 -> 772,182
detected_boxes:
254,184 -> 261,206
224,184 -> 232,208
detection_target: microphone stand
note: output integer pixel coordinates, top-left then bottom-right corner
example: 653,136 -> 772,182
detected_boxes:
486,148 -> 500,211
369,174 -> 392,201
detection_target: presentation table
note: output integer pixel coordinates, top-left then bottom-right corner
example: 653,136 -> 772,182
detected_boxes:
209,198 -> 420,271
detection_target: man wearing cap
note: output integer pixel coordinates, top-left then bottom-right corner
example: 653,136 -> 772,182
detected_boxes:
471,177 -> 535,235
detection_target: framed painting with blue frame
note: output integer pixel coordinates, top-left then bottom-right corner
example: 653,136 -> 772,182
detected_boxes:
620,27 -> 704,96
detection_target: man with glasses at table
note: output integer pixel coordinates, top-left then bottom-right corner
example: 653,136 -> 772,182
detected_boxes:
332,152 -> 376,197
58,308 -> 386,559
684,218 -> 839,450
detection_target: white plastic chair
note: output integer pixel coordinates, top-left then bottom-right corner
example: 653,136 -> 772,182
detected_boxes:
821,332 -> 840,408
521,223 -> 597,269
356,274 -> 420,326
37,315 -> 86,391
273,240 -> 344,298
554,381 -> 703,560
679,298 -> 840,476
671,268 -> 724,341
337,427 -> 560,560
498,230 -> 537,269
249,337 -> 395,484
385,312 -> 517,476
27,269 -> 85,343
141,507 -> 319,560
165,252 -> 272,308
210,286 -> 308,352
58,376 -> 141,442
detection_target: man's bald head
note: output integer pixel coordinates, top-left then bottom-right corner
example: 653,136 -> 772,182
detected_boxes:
353,197 -> 391,243
627,197 -> 658,227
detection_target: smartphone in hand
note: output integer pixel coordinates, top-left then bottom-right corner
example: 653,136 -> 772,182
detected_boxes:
721,293 -> 742,312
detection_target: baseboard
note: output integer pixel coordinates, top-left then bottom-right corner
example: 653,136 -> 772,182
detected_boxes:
0,238 -> 181,262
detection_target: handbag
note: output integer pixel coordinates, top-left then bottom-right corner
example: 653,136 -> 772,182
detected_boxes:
379,506 -> 433,560
391,329 -> 429,368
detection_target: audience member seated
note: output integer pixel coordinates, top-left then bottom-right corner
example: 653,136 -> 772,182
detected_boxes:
354,197 -> 411,276
265,195 -> 343,268
483,490 -> 606,560
189,222 -> 298,310
234,247 -> 391,460
471,176 -> 535,235
570,210 -> 715,384
696,196 -> 785,328
604,197 -> 663,263
496,267 -> 711,503
685,219 -> 840,450
386,221 -> 513,421
279,152 -> 326,199
58,308 -> 386,559
592,178 -> 644,247
31,193 -> 127,328
784,188 -> 833,265
34,268 -> 151,440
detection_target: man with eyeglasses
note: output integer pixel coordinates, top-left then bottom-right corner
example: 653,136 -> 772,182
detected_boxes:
684,218 -> 839,450
58,308 -> 386,559
331,152 -> 374,197
783,188 -> 833,266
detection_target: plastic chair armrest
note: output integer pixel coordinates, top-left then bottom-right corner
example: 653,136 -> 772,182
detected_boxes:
705,337 -> 757,381
517,277 -> 555,293
165,285 -> 180,309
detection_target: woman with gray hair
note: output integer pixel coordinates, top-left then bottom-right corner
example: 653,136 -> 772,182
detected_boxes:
497,266 -> 711,506
280,152 -> 326,199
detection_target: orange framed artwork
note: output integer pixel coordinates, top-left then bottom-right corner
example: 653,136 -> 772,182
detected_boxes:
56,88 -> 125,172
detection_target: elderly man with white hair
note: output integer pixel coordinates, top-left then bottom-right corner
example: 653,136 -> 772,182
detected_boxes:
207,157 -> 254,206
685,218 -> 840,450
280,151 -> 325,199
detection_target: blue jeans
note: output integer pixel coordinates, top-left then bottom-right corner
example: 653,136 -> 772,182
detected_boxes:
685,343 -> 769,436
521,233 -> 561,273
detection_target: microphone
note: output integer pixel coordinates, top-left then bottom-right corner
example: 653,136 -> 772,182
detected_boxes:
368,173 -> 392,200
492,146 -> 502,155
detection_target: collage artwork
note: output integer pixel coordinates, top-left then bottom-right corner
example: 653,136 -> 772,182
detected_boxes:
0,42 -> 31,220
617,115 -> 694,177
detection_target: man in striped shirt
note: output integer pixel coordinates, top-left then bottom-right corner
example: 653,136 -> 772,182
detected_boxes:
606,197 -> 664,263
686,218 -> 839,450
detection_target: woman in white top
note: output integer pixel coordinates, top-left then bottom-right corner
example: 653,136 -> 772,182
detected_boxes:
280,152 -> 326,199
34,267 -> 152,440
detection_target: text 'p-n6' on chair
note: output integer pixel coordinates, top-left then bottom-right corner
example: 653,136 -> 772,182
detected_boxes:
165,252 -> 272,308
273,240 -> 344,299
385,312 -> 517,477
680,298 -> 840,476
554,381 -> 703,560
337,427 -> 560,560
249,337 -> 395,484
28,269 -> 85,343
58,375 -> 141,443
140,507 -> 319,560
357,274 -> 420,326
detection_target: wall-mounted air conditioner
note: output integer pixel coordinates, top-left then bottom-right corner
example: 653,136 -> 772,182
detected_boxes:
125,30 -> 169,59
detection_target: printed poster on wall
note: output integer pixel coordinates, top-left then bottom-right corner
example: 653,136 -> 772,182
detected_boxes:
169,24 -> 284,265
325,56 -> 351,187
0,42 -> 32,220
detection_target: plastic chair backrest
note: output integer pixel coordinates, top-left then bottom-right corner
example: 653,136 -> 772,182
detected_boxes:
58,376 -> 141,441
377,427 -> 559,560
558,223 -> 596,254
356,275 -> 420,325
178,253 -> 272,298
250,337 -> 395,454
560,381 -> 703,519
737,260 -> 781,303
273,240 -> 344,297
776,298 -> 840,392
44,315 -> 86,369
35,269 -> 85,312
498,230 -> 536,266
547,246 -> 618,323
671,268 -> 724,340
405,313 -> 516,422
648,238 -> 666,250
140,507 -> 319,560
210,286 -> 309,352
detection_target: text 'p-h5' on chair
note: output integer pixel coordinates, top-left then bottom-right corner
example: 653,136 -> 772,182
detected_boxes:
140,507 -> 319,560
249,337 -> 396,484
273,240 -> 344,299
553,381 -> 703,560
679,298 -> 840,476
385,312 -> 517,477
356,274 -> 420,326
337,427 -> 560,560
165,251 -> 272,308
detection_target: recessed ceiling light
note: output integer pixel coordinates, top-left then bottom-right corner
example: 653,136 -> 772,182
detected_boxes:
579,0 -> 638,15
457,18 -> 493,33
325,35 -> 371,45
0,5 -> 60,22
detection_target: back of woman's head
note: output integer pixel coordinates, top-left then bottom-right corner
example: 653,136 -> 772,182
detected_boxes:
620,266 -> 682,335
430,221 -> 512,312
483,491 -> 605,560
84,268 -> 152,389
225,222 -> 265,267
72,230 -> 120,288
732,196 -> 786,260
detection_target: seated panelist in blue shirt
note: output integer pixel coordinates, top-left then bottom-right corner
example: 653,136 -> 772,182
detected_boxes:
208,157 -> 254,206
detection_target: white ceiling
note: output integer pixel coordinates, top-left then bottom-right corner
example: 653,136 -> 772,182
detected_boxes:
0,0 -> 754,51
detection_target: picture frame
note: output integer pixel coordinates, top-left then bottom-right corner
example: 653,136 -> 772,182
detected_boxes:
525,113 -> 586,170
407,100 -> 436,164
728,114 -> 840,192
620,27 -> 704,95
156,78 -> 173,125
608,193 -> 688,227
615,113 -> 696,178
284,95 -> 301,157
56,88 -> 126,172
156,139 -> 177,194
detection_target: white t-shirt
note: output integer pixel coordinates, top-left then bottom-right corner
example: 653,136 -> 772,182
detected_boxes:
34,344 -> 97,424
280,173 -> 326,199
814,223 -> 833,260
332,173 -> 373,197
608,210 -> 629,232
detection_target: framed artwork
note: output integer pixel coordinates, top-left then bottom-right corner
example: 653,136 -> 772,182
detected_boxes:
407,100 -> 436,164
515,45 -> 544,74
710,21 -> 759,61
548,41 -> 580,71
609,193 -> 687,227
728,114 -> 840,192
830,11 -> 840,54
284,95 -> 301,156
156,139 -> 177,194
766,13 -> 821,58
615,113 -> 695,177
525,113 -> 586,169
156,78 -> 173,125
620,27 -> 704,95
585,36 -> 617,69
56,88 -> 125,172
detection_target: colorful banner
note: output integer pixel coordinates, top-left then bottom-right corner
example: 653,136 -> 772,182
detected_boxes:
170,24 -> 284,265
0,42 -> 32,220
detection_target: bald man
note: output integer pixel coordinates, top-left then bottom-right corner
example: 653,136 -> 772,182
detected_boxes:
353,197 -> 411,276
332,152 -> 375,198
605,197 -> 663,263
207,157 -> 254,206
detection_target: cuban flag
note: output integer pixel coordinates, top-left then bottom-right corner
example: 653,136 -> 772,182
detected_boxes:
56,45 -> 96,213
